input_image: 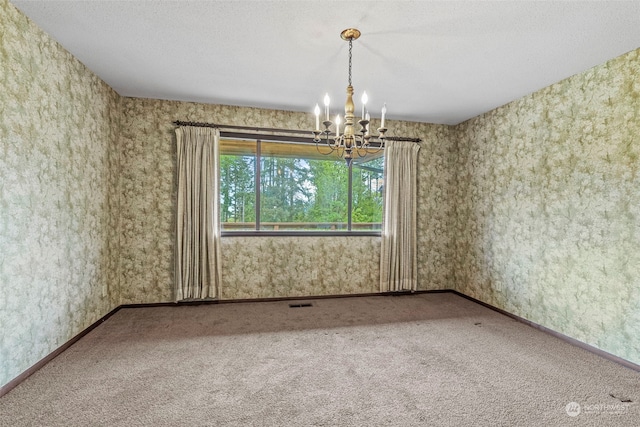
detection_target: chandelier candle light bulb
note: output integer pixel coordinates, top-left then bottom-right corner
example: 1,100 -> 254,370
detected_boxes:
324,93 -> 330,121
361,91 -> 368,120
314,104 -> 320,130
381,103 -> 387,128
335,114 -> 341,137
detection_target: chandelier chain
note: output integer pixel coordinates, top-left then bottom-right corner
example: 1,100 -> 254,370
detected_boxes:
348,39 -> 353,86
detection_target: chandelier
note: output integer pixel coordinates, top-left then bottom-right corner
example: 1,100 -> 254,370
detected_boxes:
312,28 -> 387,166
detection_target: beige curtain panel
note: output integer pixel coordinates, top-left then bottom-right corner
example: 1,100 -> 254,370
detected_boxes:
380,140 -> 421,292
175,126 -> 222,300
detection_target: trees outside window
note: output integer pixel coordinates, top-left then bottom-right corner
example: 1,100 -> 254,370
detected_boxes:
220,138 -> 383,233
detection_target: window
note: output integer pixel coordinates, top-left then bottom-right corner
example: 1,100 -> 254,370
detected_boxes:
220,137 -> 383,235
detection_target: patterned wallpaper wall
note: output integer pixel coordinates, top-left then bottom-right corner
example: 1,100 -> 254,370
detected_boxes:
117,98 -> 457,303
455,48 -> 640,365
0,0 -> 120,388
415,124 -> 458,290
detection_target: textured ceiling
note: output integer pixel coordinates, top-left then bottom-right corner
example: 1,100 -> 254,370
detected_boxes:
12,1 -> 640,125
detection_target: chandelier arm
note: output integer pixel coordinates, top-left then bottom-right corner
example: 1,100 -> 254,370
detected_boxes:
362,144 -> 384,157
354,140 -> 376,158
354,145 -> 369,159
325,131 -> 338,149
316,140 -> 336,156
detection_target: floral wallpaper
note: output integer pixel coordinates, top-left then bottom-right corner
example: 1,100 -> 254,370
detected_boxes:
221,237 -> 380,299
454,48 -> 640,365
117,98 -> 457,303
0,0 -> 120,388
412,123 -> 458,290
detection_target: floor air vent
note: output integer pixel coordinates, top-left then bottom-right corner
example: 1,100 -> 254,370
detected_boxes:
289,303 -> 313,308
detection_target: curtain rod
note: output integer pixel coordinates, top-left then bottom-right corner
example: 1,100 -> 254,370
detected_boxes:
173,121 -> 422,143
173,121 -> 306,135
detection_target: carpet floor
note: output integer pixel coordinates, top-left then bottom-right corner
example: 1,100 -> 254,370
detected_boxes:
0,293 -> 638,426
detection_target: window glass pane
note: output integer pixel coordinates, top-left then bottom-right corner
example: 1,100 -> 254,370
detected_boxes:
259,141 -> 348,231
352,154 -> 384,230
219,137 -> 382,234
303,157 -> 349,230
220,141 -> 256,230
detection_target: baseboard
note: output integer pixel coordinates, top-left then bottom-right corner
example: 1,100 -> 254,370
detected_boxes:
450,290 -> 640,373
0,305 -> 122,398
3,288 -> 637,398
119,289 -> 440,308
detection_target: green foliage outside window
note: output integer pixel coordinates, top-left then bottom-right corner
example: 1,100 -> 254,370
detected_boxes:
220,139 -> 383,232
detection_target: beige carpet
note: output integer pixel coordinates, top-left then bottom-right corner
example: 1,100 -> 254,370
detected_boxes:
0,293 -> 638,426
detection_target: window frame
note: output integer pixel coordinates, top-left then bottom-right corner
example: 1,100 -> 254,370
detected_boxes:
219,131 -> 383,237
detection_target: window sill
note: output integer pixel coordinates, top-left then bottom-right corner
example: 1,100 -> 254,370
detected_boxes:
221,230 -> 382,237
